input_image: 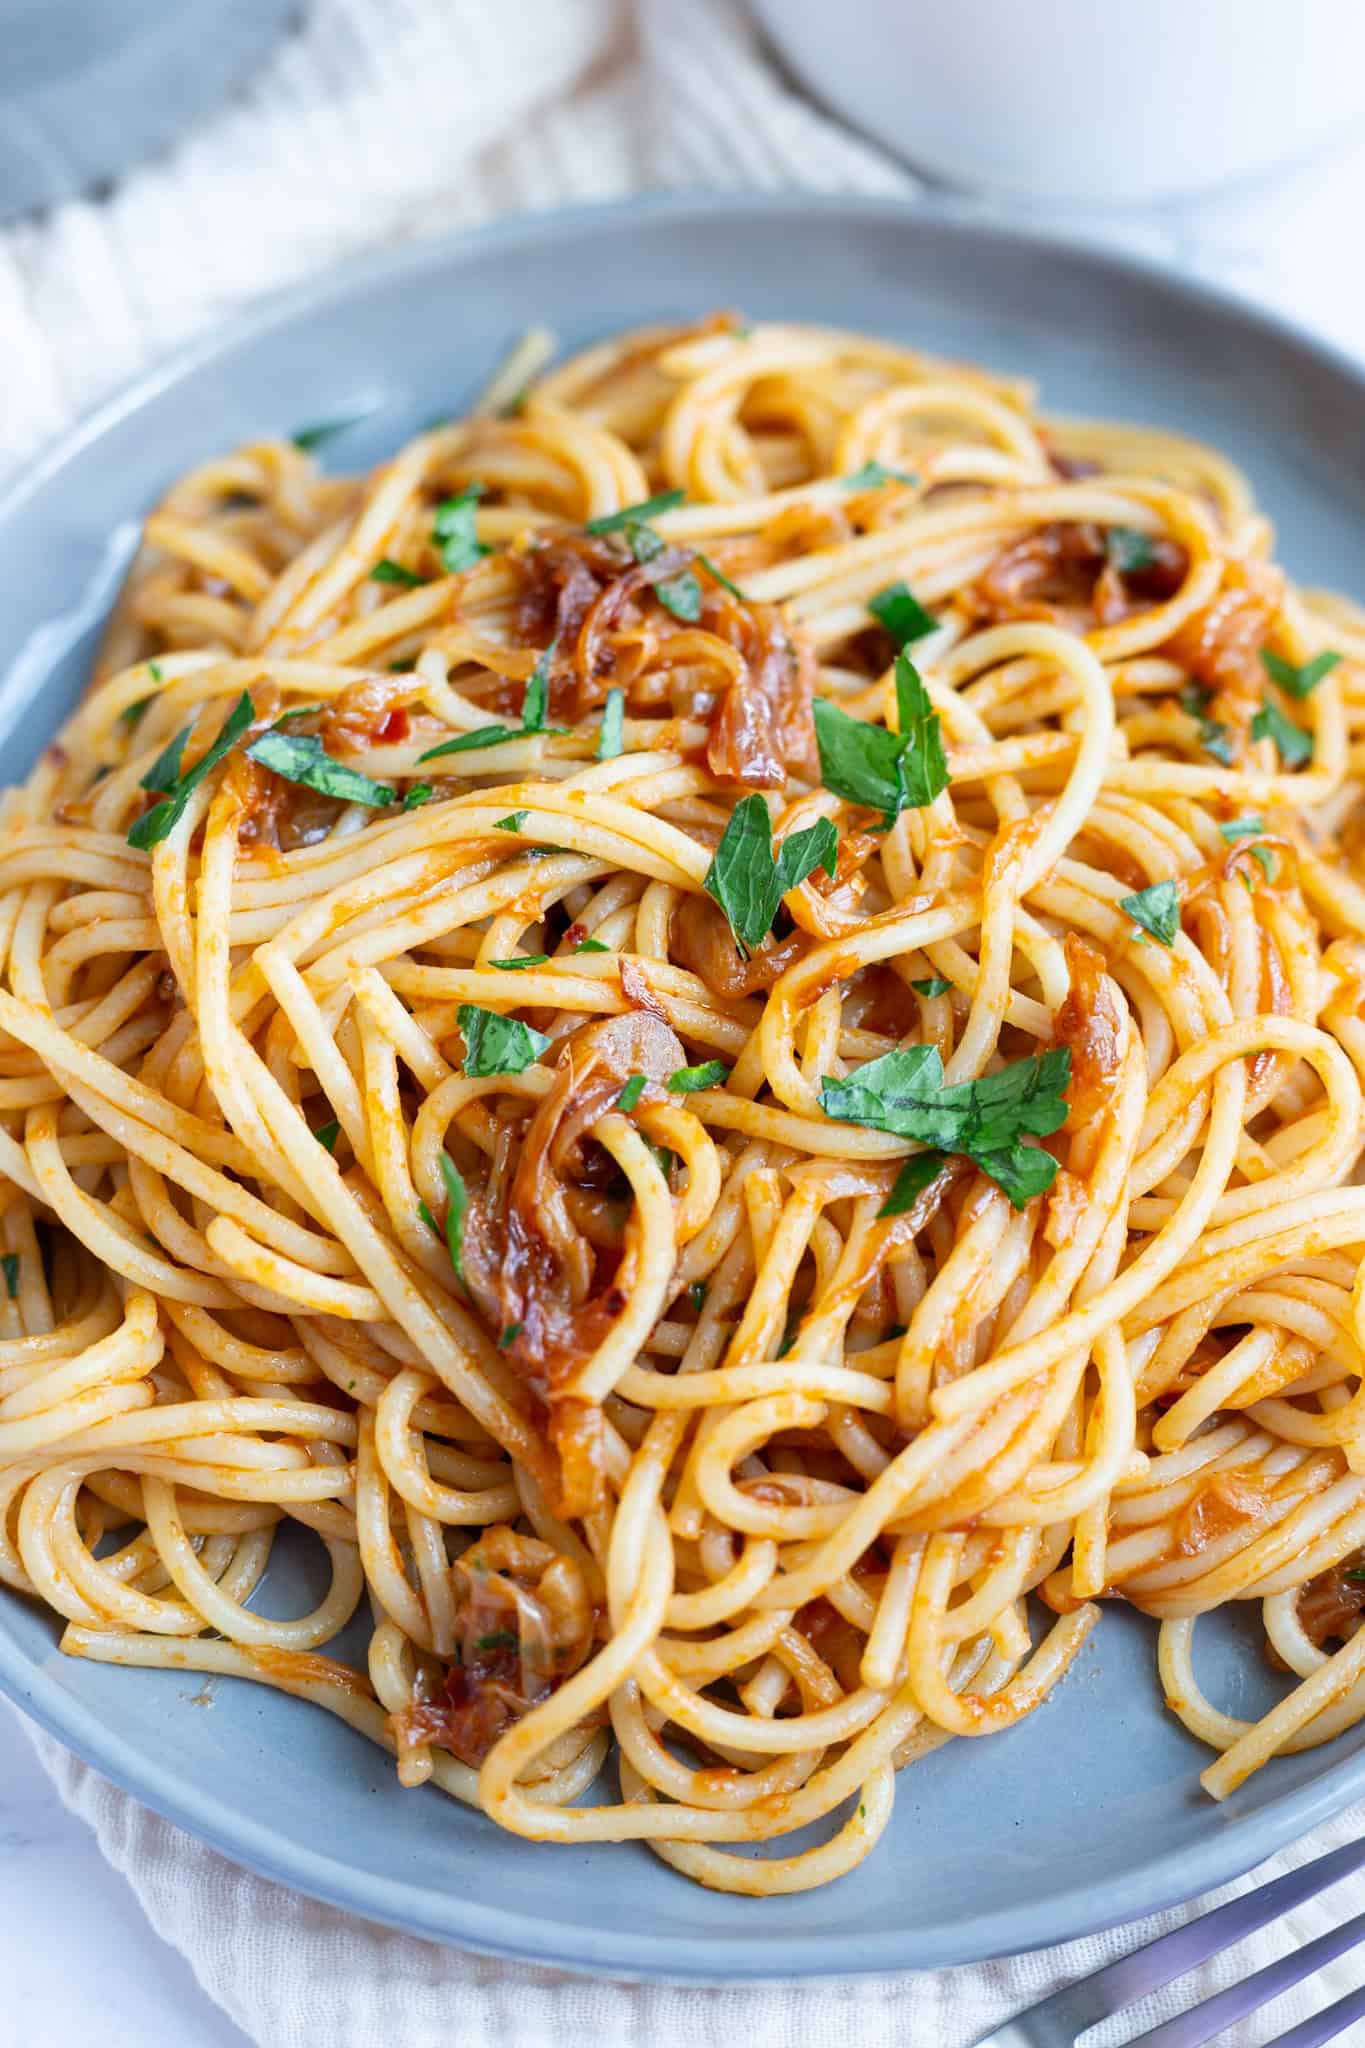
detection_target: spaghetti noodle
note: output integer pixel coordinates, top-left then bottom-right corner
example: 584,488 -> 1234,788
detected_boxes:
3,314 -> 1365,1893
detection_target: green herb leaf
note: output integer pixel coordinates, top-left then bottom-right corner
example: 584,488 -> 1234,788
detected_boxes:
402,783 -> 434,811
597,687 -> 625,761
417,1198 -> 438,1233
819,1044 -> 1071,1211
1106,527 -> 1157,574
1180,685 -> 1236,766
913,977 -> 952,998
667,1060 -> 729,1093
1120,880 -> 1180,947
893,655 -> 950,808
432,483 -> 487,575
140,725 -> 191,794
688,1281 -> 706,1312
438,1152 -> 469,1292
370,558 -> 425,588
147,662 -> 164,685
868,580 -> 937,649
313,1119 -> 340,1153
585,490 -> 685,534
1345,1565 -> 1365,1585
698,553 -> 746,602
844,460 -> 916,490
617,1074 -> 647,1112
1251,694 -> 1313,769
498,1324 -> 522,1350
877,1150 -> 947,1218
490,954 -> 550,971
1,1252 -> 18,1299
475,1630 -> 519,1652
522,643 -> 555,733
418,723 -> 522,761
814,654 -> 948,823
245,729 -> 396,808
458,1004 -> 551,1078
120,697 -> 152,728
703,794 -> 838,953
1249,843 -> 1277,882
292,414 -> 371,452
1219,815 -> 1264,841
813,698 -> 911,817
574,936 -> 610,954
127,692 -> 255,850
1260,648 -> 1341,699
417,645 -> 567,762
494,812 -> 528,833
655,567 -> 704,622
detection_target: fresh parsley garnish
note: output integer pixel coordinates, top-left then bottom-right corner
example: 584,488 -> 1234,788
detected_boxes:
703,794 -> 837,953
291,414 -> 371,453
844,461 -> 916,490
1260,648 -> 1340,699
667,1060 -> 729,1093
597,687 -> 625,761
868,580 -> 937,649
585,490 -> 685,533
432,483 -> 487,575
370,558 -> 425,588
1249,844 -> 1277,883
819,1044 -> 1071,1210
1251,694 -> 1313,769
120,696 -> 152,728
1180,684 -> 1235,766
1219,815 -> 1264,842
813,653 -> 949,822
877,1150 -> 947,1218
698,554 -> 746,602
402,783 -> 433,811
617,1074 -> 647,1112
245,729 -> 396,808
147,661 -> 163,685
475,1630 -> 519,1653
688,1281 -> 706,1312
458,1003 -> 550,1077
435,1153 -> 469,1292
521,644 -> 555,732
313,1119 -> 340,1153
1120,880 -> 1180,947
913,977 -> 952,998
1,1253 -> 17,1299
494,812 -> 528,833
490,955 -> 550,971
574,936 -> 610,953
417,644 -> 566,761
622,519 -> 703,621
498,1324 -> 522,1350
1106,527 -> 1157,574
128,692 -> 254,850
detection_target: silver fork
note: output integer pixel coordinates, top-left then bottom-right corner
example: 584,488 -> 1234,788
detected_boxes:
970,1835 -> 1365,2047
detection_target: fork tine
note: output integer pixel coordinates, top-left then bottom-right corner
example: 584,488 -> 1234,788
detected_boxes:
981,1834 -> 1365,2041
1266,1980 -> 1365,2048
1123,1907 -> 1365,2047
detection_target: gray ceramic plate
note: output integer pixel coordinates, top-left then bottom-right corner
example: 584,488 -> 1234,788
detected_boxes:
2,195 -> 1365,1981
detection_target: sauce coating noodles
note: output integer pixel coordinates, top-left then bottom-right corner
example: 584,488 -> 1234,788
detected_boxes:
3,316 -> 1365,1892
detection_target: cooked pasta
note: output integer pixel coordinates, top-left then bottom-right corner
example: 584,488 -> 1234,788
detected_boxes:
3,312 -> 1365,1894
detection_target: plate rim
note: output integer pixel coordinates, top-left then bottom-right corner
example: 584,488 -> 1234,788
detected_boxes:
4,188 -> 1365,1980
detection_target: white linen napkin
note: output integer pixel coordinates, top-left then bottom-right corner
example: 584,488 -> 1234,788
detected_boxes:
6,2 -> 1365,2041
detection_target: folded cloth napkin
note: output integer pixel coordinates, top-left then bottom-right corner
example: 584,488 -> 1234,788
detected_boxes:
23,1719 -> 1365,2048
7,2 -> 1365,2043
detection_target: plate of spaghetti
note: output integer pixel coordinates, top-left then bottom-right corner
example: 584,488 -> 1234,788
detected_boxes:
3,195 -> 1365,1977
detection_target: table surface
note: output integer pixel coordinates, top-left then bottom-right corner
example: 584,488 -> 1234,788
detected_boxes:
4,117 -> 1365,2048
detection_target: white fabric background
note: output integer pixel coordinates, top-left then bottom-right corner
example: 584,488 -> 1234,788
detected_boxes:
7,2 -> 1365,2041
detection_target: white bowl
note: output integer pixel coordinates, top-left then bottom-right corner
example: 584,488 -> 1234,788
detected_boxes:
752,0 -> 1365,204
